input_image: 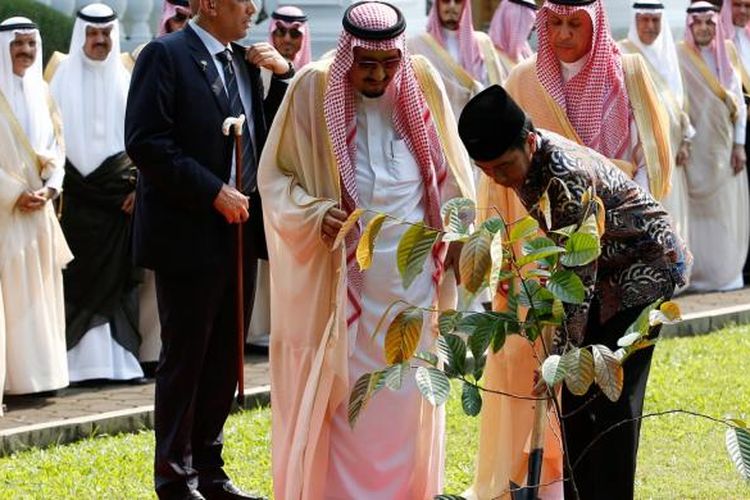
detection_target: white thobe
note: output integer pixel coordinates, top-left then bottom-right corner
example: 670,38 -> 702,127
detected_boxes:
734,27 -> 750,81
442,28 -> 489,86
325,91 -> 445,499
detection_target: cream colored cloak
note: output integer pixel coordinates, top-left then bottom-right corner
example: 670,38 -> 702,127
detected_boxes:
258,55 -> 475,500
0,90 -> 71,396
408,32 -> 507,120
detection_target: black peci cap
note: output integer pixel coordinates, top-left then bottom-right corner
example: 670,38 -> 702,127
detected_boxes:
458,85 -> 527,162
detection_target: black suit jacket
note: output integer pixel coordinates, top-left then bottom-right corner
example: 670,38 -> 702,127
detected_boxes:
125,25 -> 286,274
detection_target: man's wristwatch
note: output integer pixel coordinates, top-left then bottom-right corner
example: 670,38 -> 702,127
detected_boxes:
273,61 -> 295,80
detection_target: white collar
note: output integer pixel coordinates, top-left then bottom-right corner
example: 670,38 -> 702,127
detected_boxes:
560,53 -> 589,83
190,19 -> 231,57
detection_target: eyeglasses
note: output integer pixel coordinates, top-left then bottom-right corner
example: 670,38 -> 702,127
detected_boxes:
273,27 -> 303,39
354,57 -> 402,72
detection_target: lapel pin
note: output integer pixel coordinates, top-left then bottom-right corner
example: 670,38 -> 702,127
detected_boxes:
200,60 -> 208,72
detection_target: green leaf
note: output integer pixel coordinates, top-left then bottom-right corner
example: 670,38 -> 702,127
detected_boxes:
356,212 -> 387,271
488,230 -> 505,294
509,215 -> 540,242
384,362 -> 409,391
552,298 -> 565,320
438,309 -> 462,336
592,344 -> 623,402
726,425 -> 750,481
517,236 -> 565,267
550,223 -> 578,238
348,370 -> 385,427
623,299 -> 663,337
434,495 -> 468,500
441,197 -> 476,235
541,354 -> 567,386
455,312 -> 485,335
491,319 -> 507,353
560,215 -> 601,267
547,270 -> 585,304
517,280 -> 554,314
384,307 -> 423,364
473,353 -> 487,380
469,313 -> 506,359
414,351 -> 439,366
461,382 -> 483,416
397,222 -> 441,289
562,347 -> 594,396
415,366 -> 451,405
459,228 -> 493,294
331,208 -> 364,250
481,217 -> 505,235
437,334 -> 466,376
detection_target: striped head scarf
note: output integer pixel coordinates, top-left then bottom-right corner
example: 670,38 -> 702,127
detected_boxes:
686,1 -> 735,89
720,0 -> 750,41
488,0 -> 538,63
269,6 -> 312,70
426,0 -> 485,80
158,0 -> 191,37
536,0 -> 631,159
324,0 -> 448,326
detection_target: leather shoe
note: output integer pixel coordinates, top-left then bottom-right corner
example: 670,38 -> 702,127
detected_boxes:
181,491 -> 206,500
199,481 -> 266,500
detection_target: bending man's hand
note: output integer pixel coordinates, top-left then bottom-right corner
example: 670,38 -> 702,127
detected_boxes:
246,43 -> 290,76
321,206 -> 348,249
213,184 -> 249,224
731,143 -> 746,175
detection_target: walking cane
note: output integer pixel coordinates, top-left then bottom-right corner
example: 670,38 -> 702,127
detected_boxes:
511,325 -> 556,500
222,114 -> 247,407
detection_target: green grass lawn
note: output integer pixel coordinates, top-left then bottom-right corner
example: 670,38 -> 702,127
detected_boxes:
1,326 -> 749,499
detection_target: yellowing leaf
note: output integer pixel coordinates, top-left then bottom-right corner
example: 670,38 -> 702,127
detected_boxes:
592,344 -> 624,402
356,213 -> 387,270
563,347 -> 595,396
396,222 -> 441,289
539,190 -> 552,229
581,186 -> 592,208
384,307 -> 423,364
348,370 -> 385,427
488,230 -> 504,294
594,195 -> 606,237
509,215 -> 540,242
649,301 -> 682,326
332,208 -> 364,250
459,228 -> 493,294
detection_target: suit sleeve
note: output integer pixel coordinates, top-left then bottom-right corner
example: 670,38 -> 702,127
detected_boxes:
125,40 -> 223,209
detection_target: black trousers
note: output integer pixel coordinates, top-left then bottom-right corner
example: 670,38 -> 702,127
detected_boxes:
153,253 -> 256,499
562,300 -> 662,500
743,123 -> 750,281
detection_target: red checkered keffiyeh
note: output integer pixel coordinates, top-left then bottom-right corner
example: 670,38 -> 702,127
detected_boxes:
693,1 -> 736,89
426,0 -> 485,80
324,1 -> 448,326
536,0 -> 631,159
488,0 -> 536,63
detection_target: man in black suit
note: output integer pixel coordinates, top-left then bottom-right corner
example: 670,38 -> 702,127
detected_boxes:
125,0 -> 291,498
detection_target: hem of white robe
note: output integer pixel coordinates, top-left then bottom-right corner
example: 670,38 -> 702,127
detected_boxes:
67,323 -> 144,382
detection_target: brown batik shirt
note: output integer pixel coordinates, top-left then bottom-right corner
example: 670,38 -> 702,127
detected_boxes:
515,131 -> 690,346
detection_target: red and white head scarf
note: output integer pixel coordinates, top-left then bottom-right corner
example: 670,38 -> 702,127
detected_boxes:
720,0 -> 750,41
426,0 -> 485,79
535,0 -> 631,159
325,0 -> 448,326
686,1 -> 735,88
268,6 -> 312,70
158,0 -> 190,37
488,0 -> 537,63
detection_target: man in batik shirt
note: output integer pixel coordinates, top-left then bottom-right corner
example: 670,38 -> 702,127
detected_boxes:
459,85 -> 689,500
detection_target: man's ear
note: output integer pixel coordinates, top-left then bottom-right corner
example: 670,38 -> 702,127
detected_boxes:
526,131 -> 537,156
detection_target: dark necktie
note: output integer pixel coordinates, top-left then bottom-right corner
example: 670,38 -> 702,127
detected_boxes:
216,48 -> 256,193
